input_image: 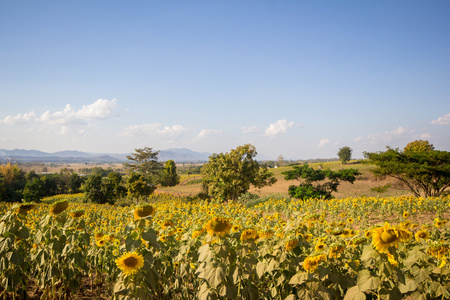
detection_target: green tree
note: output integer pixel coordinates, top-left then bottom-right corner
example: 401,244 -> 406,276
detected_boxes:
124,147 -> 163,177
337,146 -> 352,164
23,177 -> 46,202
0,163 -> 26,202
404,139 -> 435,152
83,175 -> 114,204
107,171 -> 127,199
201,144 -> 277,201
364,141 -> 450,197
68,173 -> 84,194
159,160 -> 180,187
126,172 -> 156,201
282,164 -> 360,200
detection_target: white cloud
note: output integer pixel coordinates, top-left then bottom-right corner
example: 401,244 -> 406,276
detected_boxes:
264,119 -> 294,138
367,126 -> 412,145
354,136 -> 362,142
0,111 -> 36,125
318,138 -> 330,147
420,133 -> 431,139
431,113 -> 450,125
242,126 -> 261,134
36,99 -> 118,125
196,129 -> 222,140
120,123 -> 188,139
77,99 -> 118,119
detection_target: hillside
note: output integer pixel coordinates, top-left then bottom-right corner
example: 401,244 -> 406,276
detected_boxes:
157,161 -> 414,199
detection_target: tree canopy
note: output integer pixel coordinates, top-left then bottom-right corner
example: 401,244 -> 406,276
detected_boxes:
337,146 -> 352,164
201,144 -> 277,201
283,163 -> 360,200
159,160 -> 179,187
364,140 -> 450,198
124,147 -> 163,177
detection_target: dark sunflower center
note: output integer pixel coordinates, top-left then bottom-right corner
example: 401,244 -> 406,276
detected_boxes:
124,257 -> 138,267
211,220 -> 228,232
381,230 -> 398,243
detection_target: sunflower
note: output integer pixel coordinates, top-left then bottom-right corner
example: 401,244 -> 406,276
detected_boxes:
403,211 -> 410,218
115,251 -> 144,276
96,239 -> 107,247
17,204 -> 35,215
285,238 -> 298,251
113,249 -> 120,256
192,229 -> 205,239
95,233 -> 104,240
303,254 -> 326,273
240,229 -> 258,243
387,253 -> 399,267
133,205 -> 156,220
315,242 -> 326,252
257,230 -> 274,241
415,229 -> 429,242
69,210 -> 84,218
371,223 -> 411,253
161,220 -> 174,229
231,225 -> 240,233
205,217 -> 232,237
50,200 -> 69,215
434,218 -> 444,228
329,245 -> 344,258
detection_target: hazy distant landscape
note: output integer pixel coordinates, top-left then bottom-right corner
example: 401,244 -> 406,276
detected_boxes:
0,148 -> 211,163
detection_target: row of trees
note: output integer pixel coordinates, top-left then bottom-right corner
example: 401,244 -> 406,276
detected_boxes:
199,140 -> 449,201
0,165 -> 85,202
0,148 -> 180,203
2,139 -> 448,203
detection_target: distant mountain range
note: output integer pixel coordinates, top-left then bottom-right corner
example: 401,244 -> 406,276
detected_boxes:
0,148 -> 211,163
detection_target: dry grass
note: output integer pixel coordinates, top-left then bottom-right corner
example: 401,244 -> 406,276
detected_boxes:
158,161 -> 414,199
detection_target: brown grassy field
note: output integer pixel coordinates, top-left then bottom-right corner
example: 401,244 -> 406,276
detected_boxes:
158,161 -> 414,199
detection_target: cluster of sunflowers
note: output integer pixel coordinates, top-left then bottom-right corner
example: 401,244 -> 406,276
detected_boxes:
0,194 -> 449,299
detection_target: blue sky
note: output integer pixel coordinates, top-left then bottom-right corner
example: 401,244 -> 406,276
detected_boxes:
1,1 -> 449,160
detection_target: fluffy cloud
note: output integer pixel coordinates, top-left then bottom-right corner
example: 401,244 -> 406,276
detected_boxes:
1,99 -> 118,127
36,99 -> 118,125
241,126 -> 261,134
367,126 -> 413,145
120,123 -> 188,139
264,119 -> 294,138
431,113 -> 450,125
196,129 -> 222,140
0,111 -> 36,125
318,138 -> 330,147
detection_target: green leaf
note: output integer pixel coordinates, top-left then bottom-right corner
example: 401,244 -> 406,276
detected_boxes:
379,287 -> 402,300
206,265 -> 226,289
8,250 -> 23,265
198,282 -> 217,300
297,289 -> 315,300
198,244 -> 213,262
411,266 -> 429,282
218,281 -> 237,299
256,261 -> 267,278
285,295 -> 296,300
398,278 -> 418,293
343,286 -> 366,300
267,258 -> 280,273
357,269 -> 380,291
360,245 -> 379,262
289,271 -> 309,285
411,292 -> 427,300
240,283 -> 259,300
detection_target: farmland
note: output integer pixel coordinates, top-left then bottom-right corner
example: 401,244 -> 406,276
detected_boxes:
1,190 -> 449,299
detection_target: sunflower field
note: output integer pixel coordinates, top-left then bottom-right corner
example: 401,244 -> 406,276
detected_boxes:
0,194 -> 449,299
